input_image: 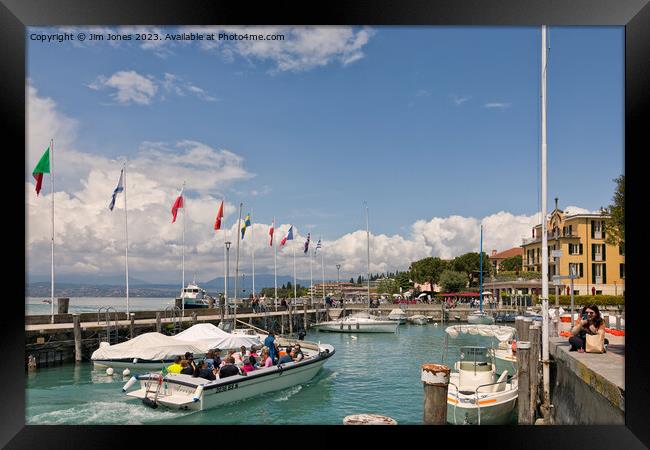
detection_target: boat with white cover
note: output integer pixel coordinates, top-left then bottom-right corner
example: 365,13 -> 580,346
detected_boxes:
444,324 -> 517,377
446,346 -> 518,425
92,324 -> 263,370
310,311 -> 399,333
408,314 -> 428,325
122,338 -> 335,411
387,308 -> 408,324
443,325 -> 518,424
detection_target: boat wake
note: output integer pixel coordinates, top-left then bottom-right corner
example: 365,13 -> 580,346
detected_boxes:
27,401 -> 190,425
272,385 -> 303,402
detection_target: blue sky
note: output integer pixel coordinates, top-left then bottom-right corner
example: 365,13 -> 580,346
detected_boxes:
26,26 -> 623,283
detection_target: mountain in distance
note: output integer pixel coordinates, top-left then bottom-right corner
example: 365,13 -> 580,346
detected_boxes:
26,273 -> 152,286
203,274 -> 315,292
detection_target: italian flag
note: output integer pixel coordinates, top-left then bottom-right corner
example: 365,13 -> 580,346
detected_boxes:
32,147 -> 50,196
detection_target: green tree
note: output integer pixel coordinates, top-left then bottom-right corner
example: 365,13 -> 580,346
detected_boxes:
349,277 -> 354,284
439,270 -> 467,292
453,252 -> 492,286
500,255 -> 522,272
357,275 -> 362,285
396,271 -> 413,290
601,174 -> 624,248
377,278 -> 399,295
410,257 -> 449,290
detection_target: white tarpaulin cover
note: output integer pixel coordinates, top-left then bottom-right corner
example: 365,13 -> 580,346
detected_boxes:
445,325 -> 516,342
174,323 -> 262,350
388,309 -> 406,317
91,332 -> 206,362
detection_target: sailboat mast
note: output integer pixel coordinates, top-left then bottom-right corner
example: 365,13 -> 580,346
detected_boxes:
235,202 -> 242,302
50,138 -> 55,323
365,202 -> 370,310
478,224 -> 483,312
182,181 -> 186,317
540,24 -> 551,413
124,163 -> 130,315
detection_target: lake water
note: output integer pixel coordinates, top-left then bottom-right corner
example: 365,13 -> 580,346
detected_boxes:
25,323 -> 512,425
26,297 -> 176,316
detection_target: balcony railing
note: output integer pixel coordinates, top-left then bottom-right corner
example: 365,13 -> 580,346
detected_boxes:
595,276 -> 603,284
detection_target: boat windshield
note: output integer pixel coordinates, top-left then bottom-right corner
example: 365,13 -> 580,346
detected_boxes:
459,346 -> 490,365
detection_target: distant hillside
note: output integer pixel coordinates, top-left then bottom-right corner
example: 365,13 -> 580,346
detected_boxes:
26,274 -> 151,286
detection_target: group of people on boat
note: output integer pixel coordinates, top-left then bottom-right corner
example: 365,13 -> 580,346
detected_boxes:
164,332 -> 306,381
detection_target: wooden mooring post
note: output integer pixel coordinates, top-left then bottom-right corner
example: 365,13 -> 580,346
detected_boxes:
303,303 -> 308,330
521,318 -> 533,342
129,313 -> 135,339
156,312 -> 161,333
517,341 -> 532,424
421,363 -> 450,425
73,313 -> 82,363
529,323 -> 541,422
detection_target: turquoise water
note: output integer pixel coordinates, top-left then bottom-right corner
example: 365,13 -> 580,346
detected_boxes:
26,297 -> 176,315
25,325 -> 507,425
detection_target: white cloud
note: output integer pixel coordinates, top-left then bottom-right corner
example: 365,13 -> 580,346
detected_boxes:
483,102 -> 511,109
451,94 -> 471,105
88,70 -> 157,105
88,70 -> 216,105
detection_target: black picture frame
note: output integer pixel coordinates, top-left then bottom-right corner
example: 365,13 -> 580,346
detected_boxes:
3,0 -> 648,447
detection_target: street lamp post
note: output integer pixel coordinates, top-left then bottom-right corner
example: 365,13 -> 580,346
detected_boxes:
225,241 -> 231,317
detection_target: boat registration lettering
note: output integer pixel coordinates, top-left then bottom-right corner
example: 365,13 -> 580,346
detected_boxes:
214,383 -> 239,393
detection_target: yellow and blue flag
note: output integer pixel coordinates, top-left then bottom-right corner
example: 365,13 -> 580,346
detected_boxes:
241,214 -> 251,239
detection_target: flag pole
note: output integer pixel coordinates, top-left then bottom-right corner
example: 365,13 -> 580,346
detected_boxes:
223,198 -> 226,302
50,138 -> 55,323
235,202 -> 243,302
251,208 -> 255,300
273,218 -> 278,304
365,202 -> 370,311
124,162 -> 130,315
309,242 -> 314,307
321,236 -> 325,303
293,237 -> 297,306
182,181 -> 186,318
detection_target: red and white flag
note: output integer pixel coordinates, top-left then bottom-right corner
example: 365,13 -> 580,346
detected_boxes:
171,186 -> 184,223
214,200 -> 224,230
269,218 -> 275,246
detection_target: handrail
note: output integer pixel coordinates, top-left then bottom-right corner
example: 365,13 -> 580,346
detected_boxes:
235,319 -> 269,335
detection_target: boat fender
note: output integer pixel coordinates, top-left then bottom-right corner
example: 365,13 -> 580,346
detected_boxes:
133,358 -> 138,364
122,375 -> 139,392
277,364 -> 283,374
106,368 -> 114,376
122,368 -> 131,377
192,384 -> 204,402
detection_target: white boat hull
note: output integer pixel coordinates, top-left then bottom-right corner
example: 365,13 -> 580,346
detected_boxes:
124,344 -> 334,411
467,312 -> 495,325
447,389 -> 517,425
312,320 -> 398,333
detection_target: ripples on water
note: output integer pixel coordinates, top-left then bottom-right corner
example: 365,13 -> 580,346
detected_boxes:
26,324 -> 505,425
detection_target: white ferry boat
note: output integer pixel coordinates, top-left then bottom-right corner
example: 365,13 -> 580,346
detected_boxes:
180,282 -> 213,309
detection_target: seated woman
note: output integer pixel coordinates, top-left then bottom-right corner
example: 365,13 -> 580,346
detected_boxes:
241,356 -> 256,374
256,348 -> 273,368
569,304 -> 609,353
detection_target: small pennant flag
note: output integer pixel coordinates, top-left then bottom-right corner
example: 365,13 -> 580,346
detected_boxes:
108,169 -> 124,211
280,225 -> 293,246
32,146 -> 51,196
315,239 -> 322,253
214,200 -> 224,230
171,186 -> 184,223
269,219 -> 275,246
241,213 -> 251,239
304,233 -> 311,254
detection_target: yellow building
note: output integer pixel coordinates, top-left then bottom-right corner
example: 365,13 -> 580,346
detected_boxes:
521,199 -> 625,296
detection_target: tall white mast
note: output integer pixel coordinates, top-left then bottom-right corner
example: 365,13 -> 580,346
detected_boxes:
310,243 -> 314,306
365,202 -> 370,311
123,163 -> 130,315
50,139 -> 55,323
293,236 -> 297,305
234,202 -> 243,302
273,218 -> 277,303
251,208 -> 255,299
223,198 -> 226,300
540,24 -> 551,415
321,236 -> 325,303
181,181 -> 186,317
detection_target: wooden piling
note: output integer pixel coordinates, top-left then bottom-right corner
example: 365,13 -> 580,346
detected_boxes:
516,341 -> 531,424
303,303 -> 308,330
58,297 -> 70,314
515,317 -> 524,340
73,314 -> 82,363
521,318 -> 533,341
156,312 -> 161,333
421,363 -> 450,425
529,324 -> 541,422
616,315 -> 621,330
129,313 -> 135,339
288,304 -> 293,335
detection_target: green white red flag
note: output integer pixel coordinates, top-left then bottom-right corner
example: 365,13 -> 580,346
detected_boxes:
32,147 -> 50,196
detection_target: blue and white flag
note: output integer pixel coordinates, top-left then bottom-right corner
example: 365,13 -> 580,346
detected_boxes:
303,233 -> 311,254
315,239 -> 322,253
108,169 -> 124,211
